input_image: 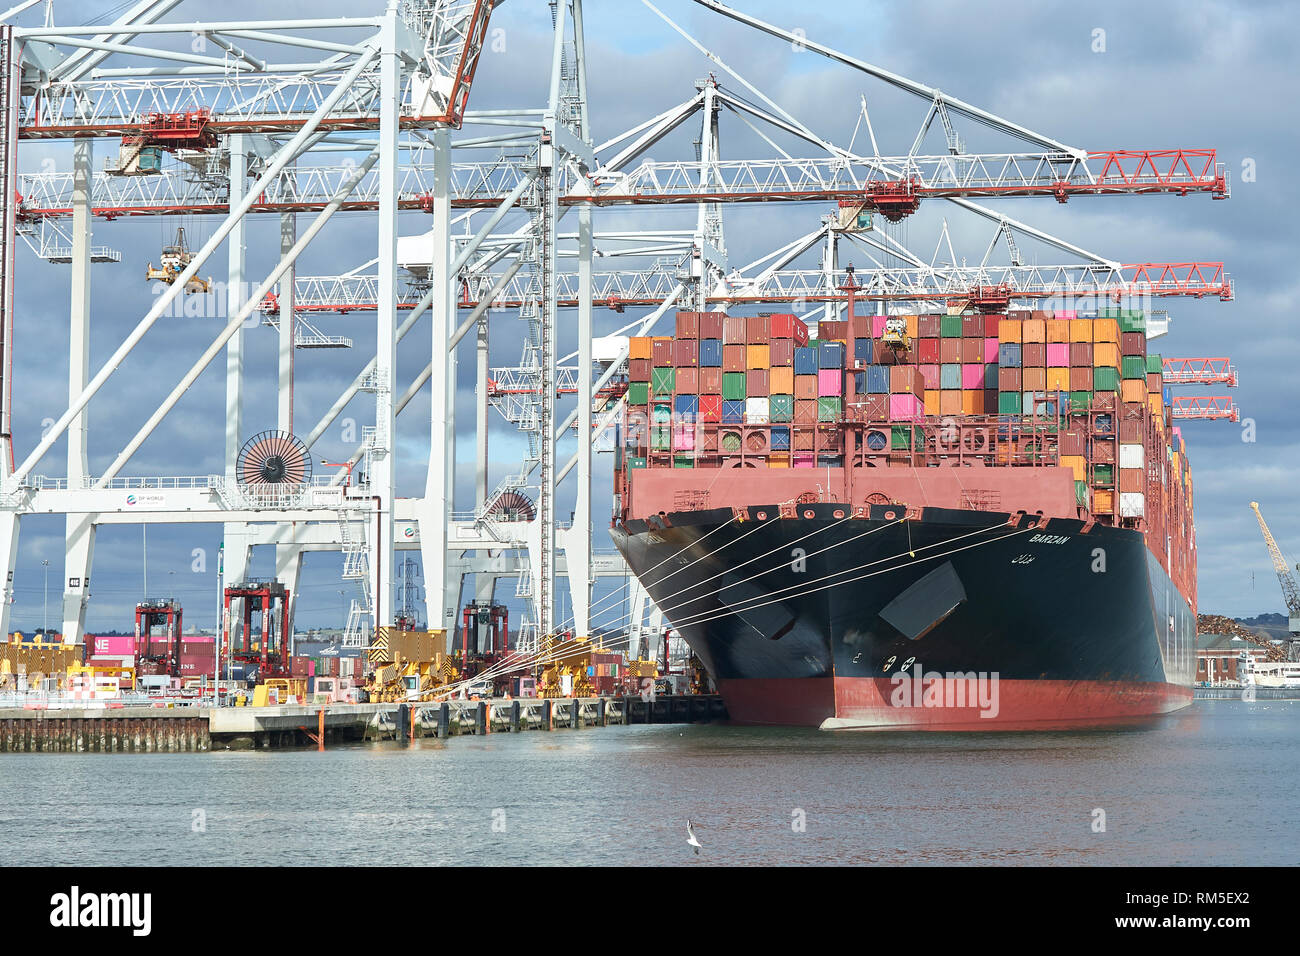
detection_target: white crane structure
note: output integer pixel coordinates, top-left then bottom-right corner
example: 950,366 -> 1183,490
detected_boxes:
0,0 -> 1229,662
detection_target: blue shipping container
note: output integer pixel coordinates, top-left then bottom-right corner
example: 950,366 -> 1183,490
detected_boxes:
853,337 -> 873,362
674,394 -> 698,416
866,365 -> 890,394
770,426 -> 790,451
721,399 -> 745,423
998,343 -> 1022,368
984,363 -> 999,389
819,341 -> 845,369
698,339 -> 722,367
940,364 -> 962,390
794,347 -> 818,375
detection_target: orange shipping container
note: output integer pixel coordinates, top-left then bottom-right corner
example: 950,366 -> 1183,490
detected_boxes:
1045,319 -> 1069,343
1022,319 -> 1046,343
1093,489 -> 1115,513
746,344 -> 770,369
770,366 -> 794,394
905,315 -> 919,339
1121,378 -> 1147,404
940,390 -> 962,415
998,317 -> 1023,343
629,336 -> 652,360
1092,317 -> 1120,344
1061,455 -> 1087,481
1023,367 -> 1047,391
1068,319 -> 1093,343
1093,342 -> 1120,368
1148,392 -> 1165,419
961,390 -> 984,415
924,389 -> 941,415
1046,368 -> 1070,392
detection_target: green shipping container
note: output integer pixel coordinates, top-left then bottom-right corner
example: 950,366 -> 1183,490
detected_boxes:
768,394 -> 794,422
1069,390 -> 1092,412
1075,480 -> 1088,505
1093,366 -> 1120,392
998,391 -> 1022,414
890,425 -> 912,450
674,455 -> 694,468
806,338 -> 821,349
1093,463 -> 1114,486
1121,356 -> 1147,380
627,456 -> 647,469
651,426 -> 671,451
651,367 -> 675,394
627,382 -> 649,405
722,372 -> 747,401
1119,310 -> 1146,333
817,397 -> 842,421
1146,353 -> 1163,374
940,314 -> 963,337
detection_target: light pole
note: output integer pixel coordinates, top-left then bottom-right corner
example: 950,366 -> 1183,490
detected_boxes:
41,560 -> 49,636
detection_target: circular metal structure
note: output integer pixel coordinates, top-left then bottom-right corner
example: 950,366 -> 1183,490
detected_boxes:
237,430 -> 312,487
486,491 -> 536,522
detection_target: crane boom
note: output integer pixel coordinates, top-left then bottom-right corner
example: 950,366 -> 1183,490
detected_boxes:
1249,502 -> 1300,634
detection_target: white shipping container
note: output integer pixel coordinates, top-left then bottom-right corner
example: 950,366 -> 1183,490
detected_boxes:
1119,492 -> 1145,518
745,397 -> 770,423
1119,443 -> 1145,469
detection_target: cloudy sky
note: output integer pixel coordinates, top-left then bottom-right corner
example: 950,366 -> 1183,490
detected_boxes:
7,0 -> 1298,635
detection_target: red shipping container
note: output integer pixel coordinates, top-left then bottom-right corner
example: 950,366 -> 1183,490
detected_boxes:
960,337 -> 983,363
673,339 -> 698,367
1119,419 -> 1143,443
918,314 -> 942,338
768,338 -> 794,366
1119,401 -> 1145,422
860,395 -> 888,420
1092,392 -> 1116,411
1069,367 -> 1093,391
675,367 -> 698,393
962,314 -> 984,337
939,338 -> 961,364
700,311 -> 725,340
1022,343 -> 1046,367
1119,468 -> 1144,493
746,315 -> 770,344
746,369 -> 769,395
1091,439 -> 1115,463
850,314 -> 872,339
794,399 -> 819,424
675,311 -> 700,339
723,344 -> 746,372
1023,367 -> 1047,391
699,395 -> 722,422
1120,331 -> 1147,356
723,314 -> 746,344
819,319 -> 849,341
700,367 -> 722,394
1060,429 -> 1086,455
1069,343 -> 1093,366
1146,372 -> 1162,393
872,341 -> 900,365
998,367 -> 1022,391
629,358 -> 651,382
652,338 -> 673,366
916,338 -> 941,363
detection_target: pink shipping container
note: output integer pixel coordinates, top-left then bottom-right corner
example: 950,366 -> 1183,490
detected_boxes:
793,453 -> 816,468
889,393 -> 923,421
872,315 -> 888,337
962,363 -> 984,389
984,337 -> 1000,362
92,634 -> 134,657
1046,343 -> 1070,367
919,364 -> 941,390
723,314 -> 746,344
673,424 -> 696,450
817,369 -> 841,396
1056,309 -> 1077,321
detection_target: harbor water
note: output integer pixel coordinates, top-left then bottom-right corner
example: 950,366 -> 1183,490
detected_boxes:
1,699 -> 1295,866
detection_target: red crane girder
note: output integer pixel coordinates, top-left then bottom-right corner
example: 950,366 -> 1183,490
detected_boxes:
1171,395 -> 1239,422
1122,262 -> 1232,299
1162,357 -> 1238,386
1093,149 -> 1229,199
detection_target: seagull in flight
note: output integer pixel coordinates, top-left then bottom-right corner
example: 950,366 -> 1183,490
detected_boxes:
686,820 -> 702,855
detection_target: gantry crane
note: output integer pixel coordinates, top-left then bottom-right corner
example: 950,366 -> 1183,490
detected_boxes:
1249,502 -> 1300,637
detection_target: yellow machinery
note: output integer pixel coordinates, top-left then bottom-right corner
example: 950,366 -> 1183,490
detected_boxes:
146,227 -> 211,294
66,662 -> 136,693
536,634 -> 598,699
252,677 -> 308,706
880,316 -> 912,354
363,628 -> 455,702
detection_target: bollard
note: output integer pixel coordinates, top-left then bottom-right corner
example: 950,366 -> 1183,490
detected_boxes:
543,699 -> 552,730
510,700 -> 520,732
570,698 -> 580,729
397,704 -> 410,741
477,701 -> 488,735
597,697 -> 606,727
436,702 -> 450,739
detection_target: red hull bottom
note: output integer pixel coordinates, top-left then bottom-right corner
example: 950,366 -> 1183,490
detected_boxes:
718,677 -> 1193,730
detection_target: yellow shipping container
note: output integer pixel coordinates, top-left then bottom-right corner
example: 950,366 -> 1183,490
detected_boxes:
1092,317 -> 1120,344
1093,342 -> 1120,368
768,453 -> 789,468
1046,368 -> 1070,392
1061,455 -> 1087,481
1068,318 -> 1093,342
746,344 -> 770,369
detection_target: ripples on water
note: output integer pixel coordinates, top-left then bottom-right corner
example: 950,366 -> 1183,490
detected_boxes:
1,701 -> 1295,866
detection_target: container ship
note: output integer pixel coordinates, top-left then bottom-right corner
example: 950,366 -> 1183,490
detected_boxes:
610,289 -> 1197,729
